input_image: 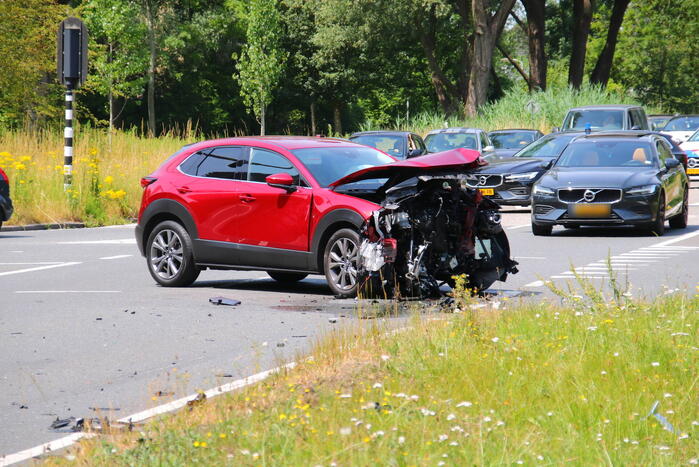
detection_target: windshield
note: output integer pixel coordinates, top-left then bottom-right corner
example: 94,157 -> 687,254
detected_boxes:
489,131 -> 539,149
292,147 -> 395,187
688,129 -> 699,142
664,116 -> 699,131
563,110 -> 624,130
514,133 -> 577,158
424,132 -> 478,152
649,116 -> 671,130
349,135 -> 405,158
556,141 -> 656,168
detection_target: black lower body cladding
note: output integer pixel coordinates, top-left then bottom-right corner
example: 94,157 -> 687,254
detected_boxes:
357,177 -> 518,298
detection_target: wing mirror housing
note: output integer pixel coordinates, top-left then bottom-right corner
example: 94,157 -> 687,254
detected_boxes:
266,173 -> 297,192
664,158 -> 680,169
484,145 -> 495,152
631,125 -> 641,130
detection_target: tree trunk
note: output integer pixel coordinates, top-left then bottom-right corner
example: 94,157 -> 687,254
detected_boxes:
568,0 -> 594,89
465,0 -> 516,117
310,101 -> 316,135
333,103 -> 342,135
521,0 -> 547,91
260,104 -> 266,135
590,0 -> 630,87
108,42 -> 114,148
145,0 -> 157,136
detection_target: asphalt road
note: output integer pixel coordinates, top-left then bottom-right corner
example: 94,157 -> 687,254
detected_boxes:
1,183 -> 698,459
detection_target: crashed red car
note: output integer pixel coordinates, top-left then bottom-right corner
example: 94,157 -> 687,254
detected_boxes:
136,137 -> 517,298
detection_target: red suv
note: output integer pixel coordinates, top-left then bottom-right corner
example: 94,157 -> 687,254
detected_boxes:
136,137 -> 397,296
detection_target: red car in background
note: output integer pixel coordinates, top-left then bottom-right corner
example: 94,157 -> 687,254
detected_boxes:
136,137 -> 516,297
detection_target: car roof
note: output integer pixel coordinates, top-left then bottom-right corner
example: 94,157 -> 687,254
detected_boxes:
570,131 -> 658,142
488,129 -> 541,133
180,136 -> 364,152
567,104 -> 642,111
426,127 -> 484,135
349,131 -> 413,137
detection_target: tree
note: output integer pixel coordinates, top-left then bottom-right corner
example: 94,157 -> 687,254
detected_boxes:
589,0 -> 630,87
83,0 -> 149,134
520,0 -> 547,91
233,0 -> 286,135
465,0 -> 516,117
568,0 -> 594,89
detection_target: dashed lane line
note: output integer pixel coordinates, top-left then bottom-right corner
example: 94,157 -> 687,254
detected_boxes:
14,290 -> 121,294
57,239 -> 136,245
0,262 -> 81,277
98,254 -> 133,260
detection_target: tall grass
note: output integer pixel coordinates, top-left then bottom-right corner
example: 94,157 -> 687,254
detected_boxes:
361,84 -> 645,135
0,127 -> 190,226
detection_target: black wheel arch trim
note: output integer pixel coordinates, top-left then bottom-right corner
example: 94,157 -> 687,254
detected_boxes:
311,208 -> 365,272
137,199 -> 199,256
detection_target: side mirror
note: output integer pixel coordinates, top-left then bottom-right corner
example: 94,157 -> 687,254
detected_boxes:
484,145 -> 495,152
631,125 -> 641,130
407,148 -> 424,158
664,158 -> 680,169
266,173 -> 296,192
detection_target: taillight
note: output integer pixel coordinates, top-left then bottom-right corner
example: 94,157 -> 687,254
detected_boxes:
0,167 -> 7,182
140,176 -> 157,188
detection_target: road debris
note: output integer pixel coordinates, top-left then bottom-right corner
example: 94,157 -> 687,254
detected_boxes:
186,392 -> 207,409
209,296 -> 241,306
646,400 -> 682,435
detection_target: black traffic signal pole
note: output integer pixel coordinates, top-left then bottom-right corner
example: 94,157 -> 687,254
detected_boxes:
57,17 -> 88,191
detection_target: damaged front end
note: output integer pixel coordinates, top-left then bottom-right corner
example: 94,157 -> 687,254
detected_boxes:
357,175 -> 518,298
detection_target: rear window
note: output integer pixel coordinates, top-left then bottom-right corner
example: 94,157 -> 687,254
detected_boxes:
563,110 -> 624,130
424,133 -> 478,152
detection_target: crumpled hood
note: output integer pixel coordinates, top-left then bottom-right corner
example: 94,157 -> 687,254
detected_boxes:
329,147 -> 485,189
541,167 -> 657,188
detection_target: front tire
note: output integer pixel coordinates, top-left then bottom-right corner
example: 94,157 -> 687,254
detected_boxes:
146,220 -> 200,287
267,271 -> 308,283
648,193 -> 666,236
532,222 -> 552,236
323,228 -> 360,298
669,188 -> 688,229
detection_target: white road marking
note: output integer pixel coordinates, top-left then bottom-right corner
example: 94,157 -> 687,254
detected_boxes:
551,275 -> 607,279
0,361 -> 297,466
0,433 -> 95,467
15,290 -> 121,294
0,262 -> 62,265
8,251 -> 23,253
525,280 -> 545,287
102,223 -> 136,229
653,229 -> 699,247
0,262 -> 81,277
57,239 -> 136,245
99,254 -> 132,260
513,256 -> 547,260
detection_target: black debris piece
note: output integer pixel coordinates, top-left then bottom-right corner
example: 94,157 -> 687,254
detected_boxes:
89,407 -> 121,412
186,392 -> 207,409
50,417 -> 74,430
215,374 -> 234,378
209,297 -> 241,306
154,390 -> 174,397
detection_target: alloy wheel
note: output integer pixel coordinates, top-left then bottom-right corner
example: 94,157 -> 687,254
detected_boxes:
149,229 -> 184,280
327,237 -> 358,292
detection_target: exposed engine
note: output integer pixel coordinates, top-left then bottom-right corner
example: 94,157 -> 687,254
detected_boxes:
357,176 -> 518,298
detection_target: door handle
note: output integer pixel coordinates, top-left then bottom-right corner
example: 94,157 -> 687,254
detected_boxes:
177,186 -> 192,194
239,194 -> 256,203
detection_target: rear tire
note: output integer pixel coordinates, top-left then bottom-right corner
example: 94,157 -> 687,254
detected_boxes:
532,222 -> 552,236
648,193 -> 666,236
267,271 -> 308,283
146,220 -> 200,287
323,228 -> 360,298
669,188 -> 688,229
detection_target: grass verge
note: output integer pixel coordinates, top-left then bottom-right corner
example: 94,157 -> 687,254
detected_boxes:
49,282 -> 698,466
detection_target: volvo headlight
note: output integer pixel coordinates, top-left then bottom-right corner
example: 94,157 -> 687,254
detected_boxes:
626,184 -> 657,195
505,171 -> 538,182
532,185 -> 555,196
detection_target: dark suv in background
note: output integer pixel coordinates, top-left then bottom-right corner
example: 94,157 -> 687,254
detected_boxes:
0,167 -> 12,230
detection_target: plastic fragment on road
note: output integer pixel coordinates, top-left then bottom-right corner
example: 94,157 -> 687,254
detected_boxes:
646,400 -> 682,435
209,296 -> 241,306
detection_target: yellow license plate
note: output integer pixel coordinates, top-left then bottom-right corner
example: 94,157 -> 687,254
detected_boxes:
569,204 -> 611,218
687,168 -> 699,175
479,188 -> 494,196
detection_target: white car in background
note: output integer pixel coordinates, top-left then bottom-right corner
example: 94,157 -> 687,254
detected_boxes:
662,115 -> 699,144
680,128 -> 699,175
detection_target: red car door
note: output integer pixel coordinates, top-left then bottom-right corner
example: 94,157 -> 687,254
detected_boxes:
234,147 -> 312,251
176,146 -> 248,243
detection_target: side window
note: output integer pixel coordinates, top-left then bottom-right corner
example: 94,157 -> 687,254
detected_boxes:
407,135 -> 417,151
627,112 -> 635,129
179,150 -> 208,175
630,110 -> 642,129
637,109 -> 649,129
414,135 -> 426,152
480,132 -> 489,149
197,146 -> 247,180
248,148 -> 300,185
656,140 -> 673,166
